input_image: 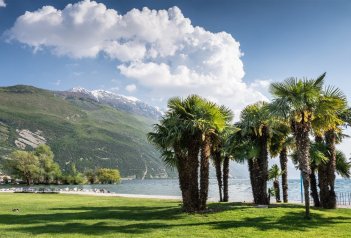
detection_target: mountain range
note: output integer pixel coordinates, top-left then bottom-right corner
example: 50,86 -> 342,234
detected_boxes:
0,85 -> 174,179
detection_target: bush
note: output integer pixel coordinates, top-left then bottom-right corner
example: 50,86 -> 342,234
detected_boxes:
96,168 -> 121,184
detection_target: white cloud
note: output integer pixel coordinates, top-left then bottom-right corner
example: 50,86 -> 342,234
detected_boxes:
0,0 -> 6,7
8,0 -> 269,112
125,84 -> 137,92
54,80 -> 61,86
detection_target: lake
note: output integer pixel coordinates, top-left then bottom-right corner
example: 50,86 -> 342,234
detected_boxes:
2,178 -> 351,202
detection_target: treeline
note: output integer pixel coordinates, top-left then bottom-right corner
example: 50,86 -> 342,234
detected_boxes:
148,73 -> 351,218
3,145 -> 121,185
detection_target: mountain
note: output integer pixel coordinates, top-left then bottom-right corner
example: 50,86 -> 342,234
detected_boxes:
0,85 -> 174,179
57,87 -> 163,120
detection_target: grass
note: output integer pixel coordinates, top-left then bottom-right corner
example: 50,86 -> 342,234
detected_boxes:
0,193 -> 351,237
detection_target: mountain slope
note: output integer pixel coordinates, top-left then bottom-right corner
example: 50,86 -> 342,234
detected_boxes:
0,85 -> 173,179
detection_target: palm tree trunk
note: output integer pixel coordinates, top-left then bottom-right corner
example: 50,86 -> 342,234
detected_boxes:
294,121 -> 311,218
256,126 -> 269,205
188,141 -> 201,212
279,146 -> 288,203
320,130 -> 337,209
310,168 -> 320,207
273,179 -> 281,202
213,151 -> 223,202
223,156 -> 229,202
248,159 -> 255,203
200,135 -> 211,210
177,155 -> 189,211
175,143 -> 200,213
248,158 -> 260,204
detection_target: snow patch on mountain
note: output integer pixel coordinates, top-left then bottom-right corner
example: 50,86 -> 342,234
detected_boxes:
68,87 -> 162,120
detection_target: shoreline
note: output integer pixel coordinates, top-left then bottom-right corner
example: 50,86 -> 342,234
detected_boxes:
60,191 -> 182,200
1,190 -> 350,207
0,190 -> 182,200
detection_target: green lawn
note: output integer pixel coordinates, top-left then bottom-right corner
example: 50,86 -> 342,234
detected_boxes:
0,193 -> 350,237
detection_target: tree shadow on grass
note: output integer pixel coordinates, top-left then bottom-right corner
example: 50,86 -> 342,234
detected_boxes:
211,212 -> 351,231
0,205 -> 183,225
205,202 -> 308,214
1,203 -> 351,236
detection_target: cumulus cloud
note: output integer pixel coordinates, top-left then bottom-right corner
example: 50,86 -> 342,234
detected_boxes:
0,0 -> 5,7
125,84 -> 137,92
8,0 -> 269,111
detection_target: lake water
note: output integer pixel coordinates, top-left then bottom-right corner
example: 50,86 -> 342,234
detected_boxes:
2,178 -> 351,202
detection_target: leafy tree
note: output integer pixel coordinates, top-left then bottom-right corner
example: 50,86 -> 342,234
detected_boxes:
65,163 -> 86,185
2,176 -> 9,184
7,150 -> 40,185
35,144 -> 61,184
270,73 -> 326,217
85,169 -> 97,184
96,168 -> 121,184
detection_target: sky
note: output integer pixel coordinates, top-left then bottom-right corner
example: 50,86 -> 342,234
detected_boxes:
1,0 -> 351,177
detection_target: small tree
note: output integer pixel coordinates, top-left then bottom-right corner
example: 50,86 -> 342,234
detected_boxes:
96,168 -> 121,184
3,176 -> 9,184
268,164 -> 282,203
85,169 -> 97,184
65,163 -> 86,185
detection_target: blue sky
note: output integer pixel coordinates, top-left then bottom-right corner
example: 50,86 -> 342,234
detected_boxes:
1,0 -> 351,163
2,0 -> 351,100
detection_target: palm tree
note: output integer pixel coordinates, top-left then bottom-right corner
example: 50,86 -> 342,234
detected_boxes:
148,96 -> 203,212
211,127 -> 239,202
198,104 -> 233,210
148,95 -> 232,211
227,128 -> 260,203
269,120 -> 294,203
289,135 -> 323,207
310,136 -> 328,207
270,73 -> 326,217
335,150 -> 351,178
313,86 -> 348,208
237,101 -> 272,205
268,164 -> 282,203
292,136 -> 351,208
211,145 -> 223,202
308,138 -> 327,207
222,155 -> 230,202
